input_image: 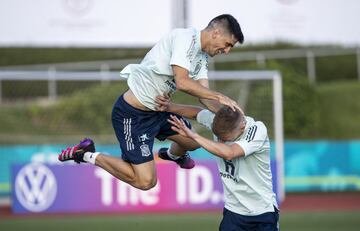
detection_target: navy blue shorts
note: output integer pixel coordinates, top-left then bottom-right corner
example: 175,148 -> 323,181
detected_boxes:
219,207 -> 279,231
111,94 -> 192,164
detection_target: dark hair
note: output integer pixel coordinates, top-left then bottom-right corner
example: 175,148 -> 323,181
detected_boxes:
207,14 -> 244,44
212,106 -> 244,138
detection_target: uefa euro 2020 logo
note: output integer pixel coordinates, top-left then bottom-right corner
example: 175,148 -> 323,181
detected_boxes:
15,163 -> 57,212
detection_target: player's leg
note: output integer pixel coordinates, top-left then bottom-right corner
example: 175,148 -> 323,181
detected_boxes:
106,94 -> 159,190
158,134 -> 199,169
59,147 -> 157,190
95,154 -> 157,190
219,208 -> 248,231
219,207 -> 279,231
58,94 -> 159,191
167,134 -> 200,156
255,207 -> 279,231
157,113 -> 200,169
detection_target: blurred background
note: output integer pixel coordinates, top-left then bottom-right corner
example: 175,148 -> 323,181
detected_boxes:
0,0 -> 360,230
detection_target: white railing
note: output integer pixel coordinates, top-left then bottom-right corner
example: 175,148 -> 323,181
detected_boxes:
213,47 -> 360,84
0,47 -> 359,84
0,70 -> 119,102
0,70 -> 281,103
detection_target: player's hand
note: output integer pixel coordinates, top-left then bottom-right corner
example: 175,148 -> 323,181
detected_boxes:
217,93 -> 243,114
155,93 -> 171,112
168,115 -> 197,139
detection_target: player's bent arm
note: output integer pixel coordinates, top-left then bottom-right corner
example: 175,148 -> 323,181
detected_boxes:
167,103 -> 203,120
191,133 -> 245,160
155,94 -> 203,119
197,79 -> 222,113
173,65 -> 223,101
172,66 -> 241,112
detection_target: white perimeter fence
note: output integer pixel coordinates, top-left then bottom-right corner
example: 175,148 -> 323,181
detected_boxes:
1,47 -> 359,84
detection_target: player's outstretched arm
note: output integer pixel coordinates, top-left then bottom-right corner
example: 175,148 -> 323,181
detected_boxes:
168,115 -> 245,160
155,94 -> 202,120
172,65 -> 240,112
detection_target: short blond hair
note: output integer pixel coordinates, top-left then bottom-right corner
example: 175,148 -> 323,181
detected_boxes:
212,106 -> 244,138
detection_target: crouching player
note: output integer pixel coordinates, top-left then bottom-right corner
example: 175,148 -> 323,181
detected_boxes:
155,95 -> 279,231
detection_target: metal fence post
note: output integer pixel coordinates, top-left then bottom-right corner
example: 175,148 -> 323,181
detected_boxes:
0,79 -> 2,104
256,53 -> 266,68
357,47 -> 360,82
48,67 -> 57,101
306,51 -> 316,84
100,64 -> 110,85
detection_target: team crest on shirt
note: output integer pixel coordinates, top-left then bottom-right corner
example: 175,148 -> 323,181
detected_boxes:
190,60 -> 202,77
140,144 -> 151,157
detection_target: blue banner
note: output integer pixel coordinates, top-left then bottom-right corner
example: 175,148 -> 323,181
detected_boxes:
285,140 -> 360,191
1,141 -> 360,197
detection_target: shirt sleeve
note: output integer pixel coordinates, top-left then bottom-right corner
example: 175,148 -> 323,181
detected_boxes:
235,122 -> 268,156
169,32 -> 192,71
196,109 -> 215,130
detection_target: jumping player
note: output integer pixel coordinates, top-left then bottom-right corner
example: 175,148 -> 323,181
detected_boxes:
58,14 -> 244,191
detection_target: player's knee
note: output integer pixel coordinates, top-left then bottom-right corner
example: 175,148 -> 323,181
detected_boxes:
188,145 -> 200,151
183,142 -> 200,151
179,141 -> 201,151
137,177 -> 157,191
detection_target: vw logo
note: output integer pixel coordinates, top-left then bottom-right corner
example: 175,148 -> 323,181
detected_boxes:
15,163 -> 57,212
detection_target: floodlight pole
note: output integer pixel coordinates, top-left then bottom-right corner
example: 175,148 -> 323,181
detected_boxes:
172,0 -> 188,28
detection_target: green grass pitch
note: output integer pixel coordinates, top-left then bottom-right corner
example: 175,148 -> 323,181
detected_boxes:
1,211 -> 360,231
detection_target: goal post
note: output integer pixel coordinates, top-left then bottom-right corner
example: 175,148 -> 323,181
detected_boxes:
208,71 -> 285,203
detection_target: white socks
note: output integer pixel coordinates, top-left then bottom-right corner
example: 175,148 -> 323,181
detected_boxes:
83,152 -> 100,164
167,149 -> 180,160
